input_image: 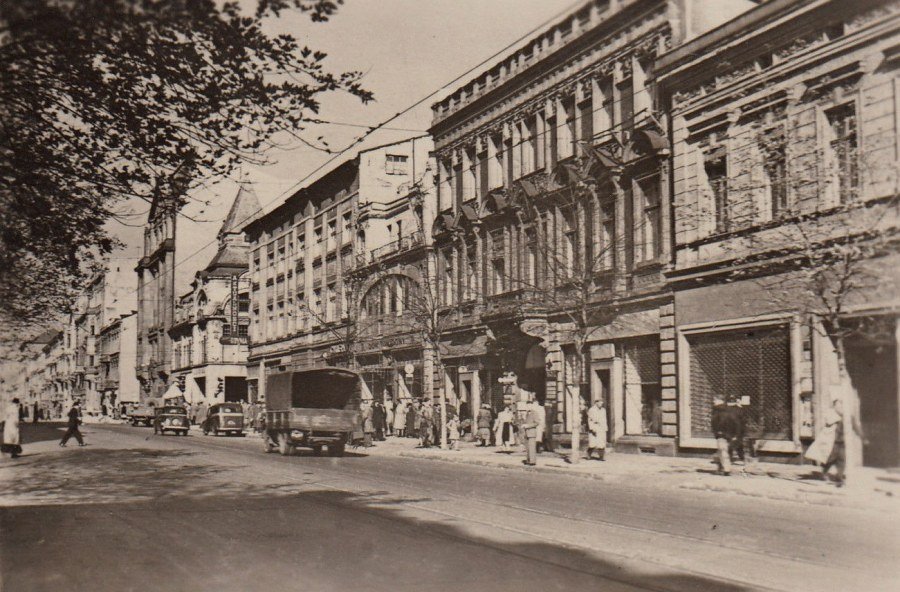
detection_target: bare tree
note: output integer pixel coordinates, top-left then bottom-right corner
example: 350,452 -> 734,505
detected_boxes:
496,150 -> 645,463
720,113 -> 900,380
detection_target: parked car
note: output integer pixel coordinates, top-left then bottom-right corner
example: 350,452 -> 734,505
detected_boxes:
263,367 -> 363,457
153,405 -> 190,436
202,403 -> 245,437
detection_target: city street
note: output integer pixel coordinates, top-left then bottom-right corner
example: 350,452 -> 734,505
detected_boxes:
1,423 -> 897,592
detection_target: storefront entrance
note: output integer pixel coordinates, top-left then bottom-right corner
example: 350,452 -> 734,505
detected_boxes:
845,327 -> 899,468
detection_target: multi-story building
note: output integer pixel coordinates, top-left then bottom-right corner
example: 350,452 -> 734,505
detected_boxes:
656,0 -> 900,465
73,260 -> 138,414
135,181 -> 181,400
245,136 -> 433,402
169,186 -> 258,403
98,312 -> 140,413
427,0 -> 755,451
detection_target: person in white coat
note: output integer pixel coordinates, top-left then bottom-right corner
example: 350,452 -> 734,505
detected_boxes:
494,405 -> 515,451
587,398 -> 608,461
3,397 -> 22,458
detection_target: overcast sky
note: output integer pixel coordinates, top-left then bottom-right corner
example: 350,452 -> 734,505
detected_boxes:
106,0 -> 579,295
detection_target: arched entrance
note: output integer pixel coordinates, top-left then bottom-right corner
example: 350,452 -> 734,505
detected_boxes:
522,342 -> 547,404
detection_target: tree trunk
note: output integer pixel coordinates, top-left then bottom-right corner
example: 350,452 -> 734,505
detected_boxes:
435,347 -> 448,450
570,336 -> 585,464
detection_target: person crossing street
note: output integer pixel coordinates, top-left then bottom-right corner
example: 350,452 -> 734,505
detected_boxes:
59,402 -> 85,447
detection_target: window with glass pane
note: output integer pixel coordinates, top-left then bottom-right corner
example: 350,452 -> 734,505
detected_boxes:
825,104 -> 858,202
386,154 -> 408,175
705,156 -> 729,232
636,175 -> 661,262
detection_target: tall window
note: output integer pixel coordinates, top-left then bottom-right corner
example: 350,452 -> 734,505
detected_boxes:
562,208 -> 577,276
563,98 -> 577,159
547,114 -> 558,167
825,104 -> 858,203
579,98 -> 593,149
705,155 -> 729,233
465,246 -> 478,300
618,77 -> 634,141
478,149 -> 489,198
635,175 -> 661,263
442,249 -> 454,305
386,154 -> 408,175
764,135 -> 788,218
454,162 -> 464,204
490,229 -> 506,295
599,200 -> 615,270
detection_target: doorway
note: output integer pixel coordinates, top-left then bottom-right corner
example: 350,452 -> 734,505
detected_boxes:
845,330 -> 899,468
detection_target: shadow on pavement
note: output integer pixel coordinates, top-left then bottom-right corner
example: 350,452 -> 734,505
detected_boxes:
0,444 -> 755,592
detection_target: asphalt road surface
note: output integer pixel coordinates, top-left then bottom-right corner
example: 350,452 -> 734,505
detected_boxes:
0,423 -> 897,592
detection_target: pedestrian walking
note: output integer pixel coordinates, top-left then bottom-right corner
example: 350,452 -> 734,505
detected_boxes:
711,396 -> 739,475
587,398 -> 608,460
59,402 -> 85,447
529,397 -> 547,453
726,396 -> 746,465
32,401 -> 40,424
805,397 -> 863,487
447,415 -> 461,451
373,401 -> 386,441
476,404 -> 493,446
393,399 -> 406,438
385,398 -> 394,437
494,405 -> 515,452
406,399 -> 418,439
2,397 -> 23,459
362,402 -> 375,447
419,401 -> 434,448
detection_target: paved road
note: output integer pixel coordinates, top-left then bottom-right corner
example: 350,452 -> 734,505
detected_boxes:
0,423 -> 897,592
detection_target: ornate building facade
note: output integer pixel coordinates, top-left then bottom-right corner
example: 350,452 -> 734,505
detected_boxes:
657,0 -> 900,465
427,0 -> 754,451
169,186 -> 258,404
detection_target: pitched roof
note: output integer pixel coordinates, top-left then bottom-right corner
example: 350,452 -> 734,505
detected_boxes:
204,243 -> 249,275
219,183 -> 262,239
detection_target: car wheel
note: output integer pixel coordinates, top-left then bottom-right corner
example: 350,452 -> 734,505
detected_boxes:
328,443 -> 345,457
313,446 -> 324,456
278,434 -> 293,456
202,427 -> 209,436
213,425 -> 219,437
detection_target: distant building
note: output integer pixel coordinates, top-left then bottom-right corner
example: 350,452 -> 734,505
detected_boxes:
244,136 -> 433,402
98,312 -> 140,412
136,176 -> 184,400
169,185 -> 258,404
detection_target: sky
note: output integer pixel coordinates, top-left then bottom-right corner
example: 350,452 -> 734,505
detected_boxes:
106,0 -> 580,296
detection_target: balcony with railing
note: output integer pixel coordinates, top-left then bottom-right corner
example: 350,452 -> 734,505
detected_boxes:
355,231 -> 425,269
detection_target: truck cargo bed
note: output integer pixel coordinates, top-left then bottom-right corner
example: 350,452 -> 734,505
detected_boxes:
266,408 -> 360,432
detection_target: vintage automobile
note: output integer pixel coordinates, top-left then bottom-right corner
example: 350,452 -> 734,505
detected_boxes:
129,404 -> 157,427
263,367 -> 363,457
153,405 -> 190,436
202,403 -> 245,437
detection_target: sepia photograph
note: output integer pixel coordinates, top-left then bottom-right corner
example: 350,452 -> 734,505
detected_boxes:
1,0 -> 898,590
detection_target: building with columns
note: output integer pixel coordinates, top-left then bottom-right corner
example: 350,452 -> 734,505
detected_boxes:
427,0 -> 756,452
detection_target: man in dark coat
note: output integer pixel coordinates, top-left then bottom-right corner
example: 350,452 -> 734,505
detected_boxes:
373,401 -> 386,441
59,402 -> 85,447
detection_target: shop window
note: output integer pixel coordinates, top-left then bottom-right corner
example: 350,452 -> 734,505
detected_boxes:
625,339 -> 661,436
687,324 -> 792,440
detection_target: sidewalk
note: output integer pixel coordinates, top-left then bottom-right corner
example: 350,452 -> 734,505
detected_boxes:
359,435 -> 899,511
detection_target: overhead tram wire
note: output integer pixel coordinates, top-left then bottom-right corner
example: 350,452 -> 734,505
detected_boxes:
125,0 -> 590,288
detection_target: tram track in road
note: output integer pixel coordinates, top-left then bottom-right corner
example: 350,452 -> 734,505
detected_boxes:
96,423 -> 895,592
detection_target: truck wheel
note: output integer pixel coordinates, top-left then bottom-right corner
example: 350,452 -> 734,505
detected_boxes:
328,443 -> 345,457
263,434 -> 276,453
278,434 -> 293,456
313,446 -> 323,456
213,426 -> 219,437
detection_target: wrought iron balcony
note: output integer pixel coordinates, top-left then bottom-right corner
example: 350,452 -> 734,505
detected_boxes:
370,231 -> 425,262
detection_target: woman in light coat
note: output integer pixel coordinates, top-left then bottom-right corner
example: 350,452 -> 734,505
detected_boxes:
393,400 -> 407,437
494,405 -> 515,451
3,397 -> 22,458
587,399 -> 608,460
